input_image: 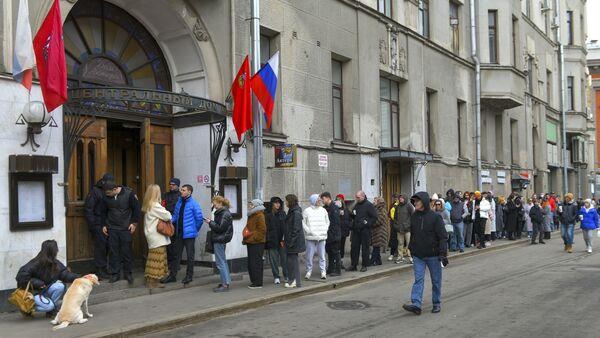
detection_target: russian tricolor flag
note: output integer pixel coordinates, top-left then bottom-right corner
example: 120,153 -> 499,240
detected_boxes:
251,51 -> 279,128
12,0 -> 35,91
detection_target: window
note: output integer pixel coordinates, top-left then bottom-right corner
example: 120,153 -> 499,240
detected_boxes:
527,57 -> 534,93
419,0 -> 430,38
378,0 -> 391,17
567,76 -> 574,110
380,78 -> 399,148
450,1 -> 460,54
525,0 -> 531,17
457,100 -> 466,158
512,16 -> 518,66
260,34 -> 271,66
546,70 -> 552,103
332,60 -> 343,140
495,114 -> 504,162
543,0 -> 550,34
425,89 -> 436,153
546,120 -> 558,143
566,11 -> 574,45
488,11 -> 498,63
581,79 -> 585,113
510,119 -> 518,164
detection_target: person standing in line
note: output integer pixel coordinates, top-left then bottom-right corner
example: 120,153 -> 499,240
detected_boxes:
321,192 -> 342,276
445,189 -> 454,213
559,193 -> 578,253
349,191 -> 378,272
265,196 -> 288,285
515,196 -> 525,239
371,197 -> 390,266
388,194 -> 400,262
505,194 -> 518,240
84,173 -> 114,279
393,194 -> 414,264
463,192 -> 474,248
488,193 -> 497,241
243,199 -> 267,289
160,178 -> 181,284
542,197 -> 553,240
523,197 -> 533,238
284,194 -> 306,288
496,196 -> 506,239
529,196 -> 545,245
402,192 -> 448,315
142,184 -> 172,289
101,181 -> 141,284
171,184 -> 204,285
471,191 -> 490,249
434,199 -> 452,249
206,196 -> 234,292
303,194 -> 330,280
579,199 -> 599,253
450,192 -> 467,253
336,195 -> 351,269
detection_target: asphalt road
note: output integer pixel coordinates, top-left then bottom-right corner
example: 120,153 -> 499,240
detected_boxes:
145,238 -> 600,338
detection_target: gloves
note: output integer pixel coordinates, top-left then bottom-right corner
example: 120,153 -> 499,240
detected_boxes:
440,256 -> 449,267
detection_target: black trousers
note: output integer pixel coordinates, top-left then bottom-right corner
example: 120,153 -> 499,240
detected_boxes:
173,236 -> 196,278
108,229 -> 132,276
90,226 -> 108,272
389,227 -> 399,255
286,253 -> 301,287
532,222 -> 544,243
326,241 -> 341,273
166,235 -> 178,277
340,235 -> 348,258
247,243 -> 264,286
475,219 -> 486,248
350,227 -> 371,268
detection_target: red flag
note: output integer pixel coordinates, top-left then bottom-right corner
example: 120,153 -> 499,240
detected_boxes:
231,56 -> 252,141
33,0 -> 67,112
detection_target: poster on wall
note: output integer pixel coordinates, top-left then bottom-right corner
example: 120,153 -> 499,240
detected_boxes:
275,144 -> 297,167
17,181 -> 46,222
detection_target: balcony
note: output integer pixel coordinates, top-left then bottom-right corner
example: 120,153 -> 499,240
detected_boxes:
565,111 -> 589,133
480,65 -> 525,110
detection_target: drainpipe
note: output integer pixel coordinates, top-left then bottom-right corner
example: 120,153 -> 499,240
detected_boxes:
470,0 -> 482,191
555,0 -> 568,195
250,0 -> 264,201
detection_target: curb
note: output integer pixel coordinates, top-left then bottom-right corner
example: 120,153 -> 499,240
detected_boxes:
89,236 -> 535,337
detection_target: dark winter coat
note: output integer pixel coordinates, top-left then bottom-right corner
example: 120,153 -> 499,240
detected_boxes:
495,203 -> 505,232
285,205 -> 306,254
340,207 -> 352,237
324,203 -> 341,243
529,204 -> 544,224
265,209 -> 286,249
372,200 -> 390,249
351,199 -> 378,231
450,199 -> 466,223
463,200 -> 473,223
408,192 -> 448,259
560,202 -> 579,224
84,173 -> 114,229
16,259 -> 79,290
505,199 -> 519,232
162,189 -> 181,214
393,198 -> 414,232
209,208 -> 234,244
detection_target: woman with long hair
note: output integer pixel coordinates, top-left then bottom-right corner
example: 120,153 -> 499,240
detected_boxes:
142,184 -> 172,288
265,196 -> 288,285
205,196 -> 234,292
284,194 -> 306,288
16,240 -> 79,317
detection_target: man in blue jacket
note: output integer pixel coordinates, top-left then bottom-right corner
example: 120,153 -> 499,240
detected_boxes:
167,184 -> 204,284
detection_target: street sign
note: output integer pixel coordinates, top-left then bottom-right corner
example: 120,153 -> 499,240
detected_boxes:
275,144 -> 297,167
318,154 -> 328,168
197,174 -> 211,186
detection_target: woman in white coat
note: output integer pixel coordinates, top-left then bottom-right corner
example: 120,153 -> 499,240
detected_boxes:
142,184 -> 172,288
303,194 -> 330,280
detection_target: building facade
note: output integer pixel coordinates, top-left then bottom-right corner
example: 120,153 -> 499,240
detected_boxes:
587,40 -> 600,196
0,0 -> 592,305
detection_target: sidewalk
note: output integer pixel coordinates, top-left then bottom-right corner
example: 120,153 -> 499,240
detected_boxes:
0,237 -> 532,338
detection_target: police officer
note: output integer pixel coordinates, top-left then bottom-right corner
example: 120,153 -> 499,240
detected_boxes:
161,178 -> 181,284
84,173 -> 114,279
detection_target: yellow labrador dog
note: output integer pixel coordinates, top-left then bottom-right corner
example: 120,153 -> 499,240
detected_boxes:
51,274 -> 99,330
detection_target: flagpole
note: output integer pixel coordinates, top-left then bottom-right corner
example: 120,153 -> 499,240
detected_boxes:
250,0 -> 263,201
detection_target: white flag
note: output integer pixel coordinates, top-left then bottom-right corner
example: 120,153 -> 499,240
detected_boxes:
13,0 -> 36,91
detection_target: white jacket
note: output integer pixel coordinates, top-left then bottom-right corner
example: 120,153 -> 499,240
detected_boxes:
472,199 -> 491,220
144,202 -> 172,249
302,206 -> 330,241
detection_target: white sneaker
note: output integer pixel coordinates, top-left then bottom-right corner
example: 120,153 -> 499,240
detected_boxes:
274,278 -> 281,285
388,255 -> 395,261
408,257 -> 414,264
395,257 -> 404,264
587,246 -> 592,253
321,271 -> 327,280
305,272 -> 311,280
284,280 -> 296,288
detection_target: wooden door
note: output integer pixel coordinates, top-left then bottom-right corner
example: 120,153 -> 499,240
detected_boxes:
383,161 -> 402,207
66,118 -> 108,263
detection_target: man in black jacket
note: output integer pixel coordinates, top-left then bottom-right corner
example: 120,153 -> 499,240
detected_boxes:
322,192 -> 342,276
559,193 -> 578,252
161,178 -> 181,284
348,191 -> 378,272
529,196 -> 545,245
84,173 -> 114,279
101,181 -> 141,284
403,192 -> 448,315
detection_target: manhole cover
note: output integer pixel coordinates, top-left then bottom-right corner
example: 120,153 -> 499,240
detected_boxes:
326,300 -> 371,310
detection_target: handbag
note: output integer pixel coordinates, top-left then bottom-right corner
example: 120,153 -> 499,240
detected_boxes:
205,231 -> 214,253
242,226 -> 252,239
157,219 -> 175,237
8,281 -> 35,315
445,224 -> 454,233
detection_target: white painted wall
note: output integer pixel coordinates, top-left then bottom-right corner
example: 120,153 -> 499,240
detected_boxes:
0,78 -> 66,291
360,153 -> 380,201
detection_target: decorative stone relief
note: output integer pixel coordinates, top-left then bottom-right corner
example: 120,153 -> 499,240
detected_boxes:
389,27 -> 408,79
379,38 -> 388,65
193,18 -> 210,42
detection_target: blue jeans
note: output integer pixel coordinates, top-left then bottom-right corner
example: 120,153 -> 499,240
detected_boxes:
34,281 -> 65,313
561,223 -> 575,245
411,256 -> 442,309
214,243 -> 231,285
451,222 -> 465,251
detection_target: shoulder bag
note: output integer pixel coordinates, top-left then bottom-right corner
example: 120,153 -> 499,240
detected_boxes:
8,281 -> 35,315
157,219 -> 175,237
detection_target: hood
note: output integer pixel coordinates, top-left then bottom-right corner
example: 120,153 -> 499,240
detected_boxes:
309,194 -> 320,206
411,191 -> 431,212
446,189 -> 455,199
95,173 -> 115,188
397,194 -> 407,205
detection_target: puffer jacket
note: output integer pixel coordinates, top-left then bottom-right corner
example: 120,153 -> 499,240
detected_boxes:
302,206 -> 329,241
324,203 -> 341,243
579,207 -> 599,230
243,211 -> 267,245
393,198 -> 414,232
372,200 -> 390,248
209,207 -> 234,244
172,196 -> 204,239
285,205 -> 306,253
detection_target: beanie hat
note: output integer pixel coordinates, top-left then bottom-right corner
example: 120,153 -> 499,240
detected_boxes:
250,199 -> 264,208
431,193 -> 439,201
169,178 -> 181,186
309,194 -> 320,206
336,194 -> 345,201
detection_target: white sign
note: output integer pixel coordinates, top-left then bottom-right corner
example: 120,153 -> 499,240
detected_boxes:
318,154 -> 328,168
197,175 -> 211,186
482,177 -> 493,184
18,181 -> 46,222
481,170 -> 490,177
497,171 -> 506,178
498,177 -> 506,184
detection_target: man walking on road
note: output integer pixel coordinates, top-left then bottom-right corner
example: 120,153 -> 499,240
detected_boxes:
348,191 -> 378,272
403,192 -> 448,315
559,193 -> 578,253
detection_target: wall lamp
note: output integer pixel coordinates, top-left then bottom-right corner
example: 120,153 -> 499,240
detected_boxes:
15,101 -> 58,151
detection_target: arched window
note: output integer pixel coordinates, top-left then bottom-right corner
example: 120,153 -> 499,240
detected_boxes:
88,141 -> 96,190
76,140 -> 84,201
